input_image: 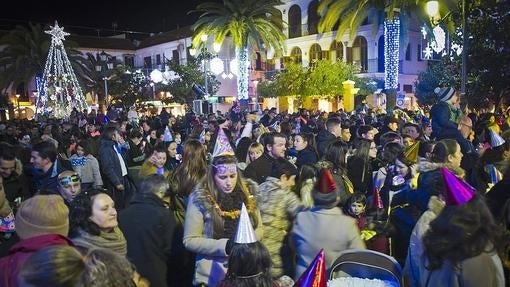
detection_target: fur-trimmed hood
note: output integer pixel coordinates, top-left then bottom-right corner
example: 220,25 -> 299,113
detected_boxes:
417,161 -> 465,178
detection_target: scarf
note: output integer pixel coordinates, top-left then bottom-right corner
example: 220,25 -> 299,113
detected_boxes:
216,188 -> 247,239
73,226 -> 127,256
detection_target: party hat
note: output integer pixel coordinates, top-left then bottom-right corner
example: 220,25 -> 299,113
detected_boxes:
163,126 -> 173,142
294,249 -> 327,287
199,129 -> 206,144
319,168 -> 337,194
441,167 -> 475,206
404,141 -> 420,164
233,203 -> 257,244
489,130 -> 505,148
212,128 -> 235,158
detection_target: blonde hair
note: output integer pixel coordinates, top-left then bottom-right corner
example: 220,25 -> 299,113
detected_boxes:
246,142 -> 264,164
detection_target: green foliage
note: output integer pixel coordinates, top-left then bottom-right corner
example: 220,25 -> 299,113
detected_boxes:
355,77 -> 381,96
304,60 -> 357,98
164,58 -> 219,104
415,0 -> 510,107
257,60 -> 362,103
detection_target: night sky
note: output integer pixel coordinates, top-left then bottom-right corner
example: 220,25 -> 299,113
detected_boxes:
0,0 -> 220,36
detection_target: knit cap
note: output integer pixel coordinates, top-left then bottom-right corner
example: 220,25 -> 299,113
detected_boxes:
435,87 -> 456,102
15,195 -> 69,239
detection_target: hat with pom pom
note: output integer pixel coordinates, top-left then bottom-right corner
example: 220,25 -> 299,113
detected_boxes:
435,87 -> 456,102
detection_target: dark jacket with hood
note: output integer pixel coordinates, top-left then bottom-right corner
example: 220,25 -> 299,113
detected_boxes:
316,129 -> 337,158
119,192 -> 177,287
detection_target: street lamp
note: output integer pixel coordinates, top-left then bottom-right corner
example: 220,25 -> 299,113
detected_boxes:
426,0 -> 466,98
15,94 -> 20,118
95,51 -> 114,110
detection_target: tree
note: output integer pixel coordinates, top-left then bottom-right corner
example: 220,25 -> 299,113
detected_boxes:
164,58 -> 220,104
36,22 -> 87,118
0,23 -> 49,97
191,0 -> 286,100
415,0 -> 510,107
317,0 -> 446,91
0,22 -> 86,102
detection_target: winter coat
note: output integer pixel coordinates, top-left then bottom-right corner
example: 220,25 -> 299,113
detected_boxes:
404,196 -> 444,287
316,130 -> 337,158
183,180 -> 263,287
430,101 -> 463,140
420,251 -> 505,287
1,159 -> 30,208
31,160 -> 68,193
119,192 -> 177,287
347,156 -> 373,194
138,161 -> 170,179
291,207 -> 365,279
69,154 -> 103,187
295,148 -> 318,170
257,177 -> 304,277
0,234 -> 73,287
244,153 -> 275,184
98,139 -> 128,188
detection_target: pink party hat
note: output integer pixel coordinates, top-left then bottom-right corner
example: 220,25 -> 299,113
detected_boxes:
212,128 -> 234,158
441,167 -> 475,206
294,249 -> 327,287
489,130 -> 505,148
233,203 -> 257,244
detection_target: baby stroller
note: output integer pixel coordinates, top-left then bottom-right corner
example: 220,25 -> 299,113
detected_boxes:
328,249 -> 402,287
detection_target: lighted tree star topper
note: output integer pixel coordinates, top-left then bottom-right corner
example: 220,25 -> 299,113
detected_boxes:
45,21 -> 70,45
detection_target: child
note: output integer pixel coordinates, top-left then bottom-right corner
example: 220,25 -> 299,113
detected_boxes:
247,142 -> 264,164
346,193 -> 389,254
69,140 -> 103,191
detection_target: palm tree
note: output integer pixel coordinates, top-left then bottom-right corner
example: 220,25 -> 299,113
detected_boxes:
191,0 -> 287,100
0,23 -> 49,98
74,52 -> 125,110
317,0 -> 455,90
0,23 -> 88,103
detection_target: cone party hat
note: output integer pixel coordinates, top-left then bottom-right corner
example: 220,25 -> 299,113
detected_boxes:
489,130 -> 505,148
441,167 -> 475,206
163,126 -> 173,142
233,203 -> 257,244
294,249 -> 327,287
404,141 -> 420,164
212,128 -> 234,158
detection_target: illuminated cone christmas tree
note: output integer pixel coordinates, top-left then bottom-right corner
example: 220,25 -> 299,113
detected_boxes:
36,21 -> 87,118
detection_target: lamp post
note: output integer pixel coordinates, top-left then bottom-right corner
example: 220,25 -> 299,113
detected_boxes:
426,0 -> 466,98
15,94 -> 20,118
95,51 -> 114,110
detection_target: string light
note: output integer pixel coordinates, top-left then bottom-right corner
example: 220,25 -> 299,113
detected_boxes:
37,21 -> 87,118
236,47 -> 250,99
384,17 -> 400,89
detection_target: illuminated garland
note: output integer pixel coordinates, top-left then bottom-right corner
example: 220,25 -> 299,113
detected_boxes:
209,193 -> 256,219
236,47 -> 249,100
384,17 -> 400,90
36,22 -> 87,118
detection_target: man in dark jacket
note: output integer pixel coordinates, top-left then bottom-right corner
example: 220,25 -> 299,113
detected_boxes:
245,132 -> 289,184
119,175 -> 176,287
0,143 -> 30,209
30,141 -> 68,194
98,126 -> 134,210
316,117 -> 342,158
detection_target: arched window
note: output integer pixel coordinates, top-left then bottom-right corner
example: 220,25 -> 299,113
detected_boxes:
352,36 -> 368,72
307,0 -> 319,35
330,40 -> 344,61
288,5 -> 302,39
290,47 -> 302,64
378,35 -> 384,72
309,43 -> 322,64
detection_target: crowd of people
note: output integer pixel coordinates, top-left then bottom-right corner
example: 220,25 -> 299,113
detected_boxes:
0,86 -> 509,286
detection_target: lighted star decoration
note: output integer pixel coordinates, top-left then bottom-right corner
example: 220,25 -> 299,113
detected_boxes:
45,21 -> 70,45
423,45 -> 433,60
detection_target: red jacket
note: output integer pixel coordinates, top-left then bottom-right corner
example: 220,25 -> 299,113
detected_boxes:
0,234 -> 73,287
